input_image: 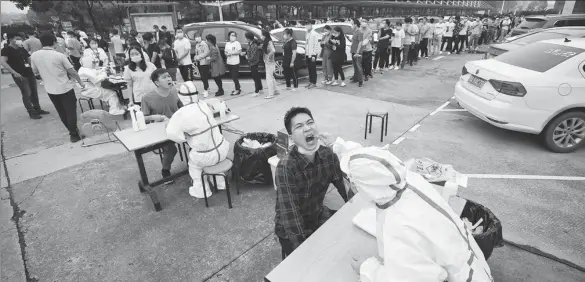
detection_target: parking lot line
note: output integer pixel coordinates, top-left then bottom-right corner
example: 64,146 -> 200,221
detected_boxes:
440,109 -> 467,112
408,124 -> 421,132
432,56 -> 444,60
429,101 -> 450,116
392,136 -> 405,145
465,174 -> 585,181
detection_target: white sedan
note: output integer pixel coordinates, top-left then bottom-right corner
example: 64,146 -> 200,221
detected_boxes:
455,38 -> 585,153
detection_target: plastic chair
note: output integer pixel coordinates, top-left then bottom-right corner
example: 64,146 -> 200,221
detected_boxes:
201,159 -> 236,209
365,111 -> 388,142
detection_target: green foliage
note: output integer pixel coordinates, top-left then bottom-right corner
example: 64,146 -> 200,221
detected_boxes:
9,0 -> 31,10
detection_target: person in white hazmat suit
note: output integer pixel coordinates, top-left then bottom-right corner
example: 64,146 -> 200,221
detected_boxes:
165,81 -> 230,198
320,134 -> 494,282
78,56 -> 125,115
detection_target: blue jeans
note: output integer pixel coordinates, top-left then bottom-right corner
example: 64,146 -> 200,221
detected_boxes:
13,74 -> 40,113
351,54 -> 363,83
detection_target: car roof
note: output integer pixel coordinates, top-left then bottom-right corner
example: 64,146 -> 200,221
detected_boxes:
526,14 -> 585,20
270,27 -> 305,33
540,37 -> 585,49
183,21 -> 248,28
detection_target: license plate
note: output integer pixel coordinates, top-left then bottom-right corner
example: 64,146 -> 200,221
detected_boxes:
468,75 -> 486,89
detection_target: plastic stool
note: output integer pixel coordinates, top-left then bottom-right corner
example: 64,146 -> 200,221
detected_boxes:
201,159 -> 236,209
365,111 -> 388,142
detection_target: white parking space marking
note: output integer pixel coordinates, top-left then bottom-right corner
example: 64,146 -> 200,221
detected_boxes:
432,56 -> 444,60
429,101 -> 450,116
465,174 -> 585,181
392,136 -> 405,145
408,124 -> 421,132
440,109 -> 467,112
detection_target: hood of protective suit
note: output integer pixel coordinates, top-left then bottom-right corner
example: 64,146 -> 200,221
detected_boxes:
336,138 -> 407,205
80,56 -> 95,68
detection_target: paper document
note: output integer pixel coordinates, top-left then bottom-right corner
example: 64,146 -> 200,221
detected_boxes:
352,207 -> 377,238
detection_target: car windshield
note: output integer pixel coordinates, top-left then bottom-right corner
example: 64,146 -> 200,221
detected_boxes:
494,42 -> 584,72
511,31 -> 570,45
271,29 -> 306,42
247,26 -> 279,41
516,18 -> 547,29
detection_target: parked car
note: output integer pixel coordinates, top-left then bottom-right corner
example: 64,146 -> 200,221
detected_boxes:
485,27 -> 585,59
183,22 -> 306,79
509,14 -> 585,37
270,26 -> 353,63
455,38 -> 585,153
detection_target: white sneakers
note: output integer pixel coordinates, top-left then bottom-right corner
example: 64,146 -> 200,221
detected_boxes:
189,185 -> 213,199
330,81 -> 339,86
202,90 -> 209,98
340,81 -> 346,87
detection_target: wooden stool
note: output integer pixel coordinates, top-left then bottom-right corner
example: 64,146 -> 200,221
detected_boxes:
365,111 -> 388,142
201,159 -> 236,209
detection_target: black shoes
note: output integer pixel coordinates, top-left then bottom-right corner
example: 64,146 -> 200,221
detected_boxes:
35,109 -> 50,115
29,112 -> 41,119
230,89 -> 242,96
162,169 -> 174,185
215,91 -> 224,97
70,134 -> 81,143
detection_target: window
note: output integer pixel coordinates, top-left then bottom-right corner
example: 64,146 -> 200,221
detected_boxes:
512,32 -> 571,46
553,20 -> 566,27
186,28 -> 201,40
272,31 -> 284,41
227,27 -> 249,44
202,27 -> 226,42
516,18 -> 547,29
495,42 -> 584,72
566,19 -> 585,27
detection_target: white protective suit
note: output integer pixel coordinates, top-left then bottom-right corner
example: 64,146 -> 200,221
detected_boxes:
78,56 -> 125,115
165,99 -> 230,199
333,138 -> 493,282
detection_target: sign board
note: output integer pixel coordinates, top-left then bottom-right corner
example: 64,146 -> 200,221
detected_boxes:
130,13 -> 175,33
62,21 -> 73,31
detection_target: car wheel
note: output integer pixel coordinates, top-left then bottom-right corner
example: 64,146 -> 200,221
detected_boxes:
274,59 -> 285,79
541,111 -> 585,153
191,63 -> 201,80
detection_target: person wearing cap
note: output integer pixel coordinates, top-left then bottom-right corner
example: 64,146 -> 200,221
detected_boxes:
141,68 -> 182,182
274,107 -> 350,259
320,134 -> 494,282
166,81 -> 230,199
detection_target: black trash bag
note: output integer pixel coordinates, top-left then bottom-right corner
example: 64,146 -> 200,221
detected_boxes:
233,132 -> 277,185
461,199 -> 504,260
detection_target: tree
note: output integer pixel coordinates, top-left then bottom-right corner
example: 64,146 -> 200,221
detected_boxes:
9,0 -> 31,10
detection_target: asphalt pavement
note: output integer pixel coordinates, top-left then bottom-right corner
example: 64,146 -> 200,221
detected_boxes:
1,50 -> 584,282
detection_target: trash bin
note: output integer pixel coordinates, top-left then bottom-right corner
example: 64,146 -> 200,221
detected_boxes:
234,132 -> 277,185
460,199 -> 504,260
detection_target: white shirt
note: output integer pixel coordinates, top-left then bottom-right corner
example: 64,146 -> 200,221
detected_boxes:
459,21 -> 469,35
224,41 -> 242,65
173,37 -> 192,66
391,29 -> 405,48
305,29 -> 321,57
444,22 -> 455,37
123,62 -> 157,103
31,47 -> 75,94
434,22 -> 446,36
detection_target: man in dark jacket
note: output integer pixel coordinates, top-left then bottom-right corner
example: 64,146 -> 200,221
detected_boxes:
161,26 -> 174,46
245,32 -> 263,94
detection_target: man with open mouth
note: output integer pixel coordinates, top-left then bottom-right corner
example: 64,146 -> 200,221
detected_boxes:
274,107 -> 351,260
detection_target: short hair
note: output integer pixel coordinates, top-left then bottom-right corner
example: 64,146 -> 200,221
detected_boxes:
6,33 -> 22,41
89,38 -> 99,45
228,31 -> 237,38
175,26 -> 183,32
150,68 -> 169,83
39,32 -> 56,47
26,30 -> 35,36
284,107 -> 314,134
67,31 -> 76,36
112,29 -> 119,35
405,17 -> 413,23
430,18 -> 435,24
396,21 -> 403,26
161,25 -> 167,30
245,31 -> 255,40
385,19 -> 391,26
153,25 -> 159,29
284,28 -> 293,36
130,29 -> 138,37
142,32 -> 153,41
324,25 -> 331,30
158,40 -> 169,47
455,15 -> 461,21
353,18 -> 361,27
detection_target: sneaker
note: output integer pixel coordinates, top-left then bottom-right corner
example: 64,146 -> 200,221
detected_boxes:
325,80 -> 332,85
29,112 -> 42,120
70,134 -> 81,143
350,79 -> 358,84
215,91 -> 224,96
439,51 -> 443,55
274,90 -> 281,95
340,82 -> 346,87
364,76 -> 369,82
264,95 -> 275,99
330,81 -> 339,86
291,88 -> 298,92
358,82 -> 363,87
35,109 -> 50,115
203,90 -> 209,98
395,66 -> 401,70
307,84 -> 316,89
233,89 -> 242,96
425,56 -> 429,59
285,87 -> 292,90
251,93 -> 260,97
162,169 -> 174,185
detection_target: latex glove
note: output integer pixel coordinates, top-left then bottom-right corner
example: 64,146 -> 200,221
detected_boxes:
318,132 -> 338,146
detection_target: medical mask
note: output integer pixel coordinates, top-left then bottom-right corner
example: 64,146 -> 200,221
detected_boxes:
96,37 -> 101,40
15,40 -> 23,46
90,44 -> 98,49
176,32 -> 184,39
297,145 -> 319,156
130,55 -> 142,63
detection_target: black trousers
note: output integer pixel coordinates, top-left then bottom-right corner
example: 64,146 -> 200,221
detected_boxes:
250,64 -> 263,92
391,47 -> 401,67
411,43 -> 419,62
70,56 -> 81,71
197,64 -> 210,90
332,61 -> 345,81
441,36 -> 453,52
306,56 -> 317,84
279,237 -> 295,260
454,35 -> 466,53
420,38 -> 429,57
178,64 -> 192,82
362,51 -> 373,76
284,64 -> 299,88
213,76 -> 224,93
385,49 -> 391,68
377,48 -> 389,69
13,74 -> 40,113
48,89 -> 78,136
227,64 -> 240,90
